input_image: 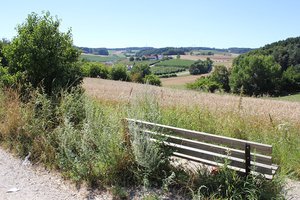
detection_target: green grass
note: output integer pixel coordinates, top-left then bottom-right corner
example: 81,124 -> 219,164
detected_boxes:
80,53 -> 126,62
0,88 -> 289,199
273,93 -> 300,102
155,59 -> 195,68
151,66 -> 186,75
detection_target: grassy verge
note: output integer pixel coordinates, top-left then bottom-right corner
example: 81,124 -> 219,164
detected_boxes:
272,93 -> 300,102
0,87 -> 289,199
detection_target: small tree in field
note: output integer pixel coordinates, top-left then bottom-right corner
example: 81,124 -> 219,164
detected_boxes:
3,11 -> 82,95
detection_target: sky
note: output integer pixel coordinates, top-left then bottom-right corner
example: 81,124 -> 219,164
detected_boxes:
1,0 -> 300,48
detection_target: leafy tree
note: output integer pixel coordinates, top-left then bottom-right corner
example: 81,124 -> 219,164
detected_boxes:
130,64 -> 151,78
210,65 -> 230,92
110,65 -> 129,81
87,63 -> 109,78
281,64 -> 300,92
3,12 -> 82,95
129,56 -> 134,61
144,74 -> 161,86
0,38 -> 9,67
189,58 -> 213,75
176,54 -> 180,59
229,55 -> 281,96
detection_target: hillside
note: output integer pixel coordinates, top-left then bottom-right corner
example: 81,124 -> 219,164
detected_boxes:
83,78 -> 300,123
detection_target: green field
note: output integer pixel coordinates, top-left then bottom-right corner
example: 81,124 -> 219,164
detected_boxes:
155,59 -> 195,68
273,93 -> 300,102
80,53 -> 126,62
151,66 -> 186,75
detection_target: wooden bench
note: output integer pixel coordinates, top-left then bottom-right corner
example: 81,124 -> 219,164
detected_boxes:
123,118 -> 279,179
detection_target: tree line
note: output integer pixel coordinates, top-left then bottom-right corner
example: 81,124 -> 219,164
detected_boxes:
189,36 -> 300,96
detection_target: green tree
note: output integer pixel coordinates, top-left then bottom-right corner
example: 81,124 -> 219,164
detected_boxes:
210,65 -> 230,92
0,38 -> 9,67
229,55 -> 281,96
189,58 -> 213,75
87,63 -> 109,78
110,65 -> 129,81
281,64 -> 300,93
129,56 -> 134,61
3,12 -> 82,95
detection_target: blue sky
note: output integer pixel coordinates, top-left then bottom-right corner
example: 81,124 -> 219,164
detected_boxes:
1,0 -> 300,48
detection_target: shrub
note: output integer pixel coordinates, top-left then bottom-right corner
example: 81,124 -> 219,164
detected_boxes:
110,65 -> 130,81
187,77 -> 221,92
81,62 -> 109,78
144,74 -> 161,86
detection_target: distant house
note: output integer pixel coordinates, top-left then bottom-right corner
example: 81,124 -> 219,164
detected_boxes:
144,54 -> 163,60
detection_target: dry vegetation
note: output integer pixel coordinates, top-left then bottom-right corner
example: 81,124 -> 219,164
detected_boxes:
160,74 -> 207,88
83,78 -> 300,124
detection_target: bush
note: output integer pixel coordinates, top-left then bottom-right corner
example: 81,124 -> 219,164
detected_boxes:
144,74 -> 161,86
81,62 -> 109,78
110,65 -> 130,81
3,12 -> 82,95
230,55 -> 281,96
187,77 -> 221,92
189,58 -> 213,75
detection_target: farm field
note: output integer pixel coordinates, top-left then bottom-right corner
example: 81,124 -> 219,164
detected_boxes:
83,78 -> 300,123
181,53 -> 238,68
160,74 -> 207,89
80,53 -> 126,62
155,59 -> 195,68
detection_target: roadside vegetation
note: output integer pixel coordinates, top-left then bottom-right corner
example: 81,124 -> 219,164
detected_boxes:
0,11 -> 292,199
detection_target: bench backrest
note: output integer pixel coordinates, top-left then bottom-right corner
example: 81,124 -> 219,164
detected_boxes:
124,118 -> 278,179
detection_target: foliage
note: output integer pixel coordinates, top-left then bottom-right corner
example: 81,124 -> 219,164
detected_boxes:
129,56 -> 134,61
189,164 -> 284,199
0,38 -> 9,67
80,62 -> 109,78
230,55 -> 281,96
144,74 -> 161,86
110,65 -> 130,81
230,36 -> 300,95
3,12 -> 82,95
187,77 -> 221,92
130,64 -> 151,83
189,58 -> 213,75
281,64 -> 300,93
210,65 -> 230,92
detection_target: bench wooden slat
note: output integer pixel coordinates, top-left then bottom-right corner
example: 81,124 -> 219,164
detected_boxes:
143,130 -> 272,166
127,118 -> 272,154
159,140 -> 273,175
174,153 -> 275,179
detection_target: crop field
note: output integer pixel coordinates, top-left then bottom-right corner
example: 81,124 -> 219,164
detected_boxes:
151,66 -> 186,75
155,59 -> 195,68
181,53 -> 238,68
80,53 -> 126,62
83,78 -> 300,123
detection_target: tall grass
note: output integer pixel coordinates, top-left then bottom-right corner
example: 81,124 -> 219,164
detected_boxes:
0,87 -> 288,198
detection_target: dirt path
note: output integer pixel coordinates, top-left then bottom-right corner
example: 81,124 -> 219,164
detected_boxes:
0,148 -> 90,200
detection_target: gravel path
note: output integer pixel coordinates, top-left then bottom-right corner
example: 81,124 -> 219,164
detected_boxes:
1,147 -> 299,200
0,148 -> 89,200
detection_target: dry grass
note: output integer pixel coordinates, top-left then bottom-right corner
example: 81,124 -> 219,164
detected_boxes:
160,74 -> 207,88
83,78 -> 300,124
